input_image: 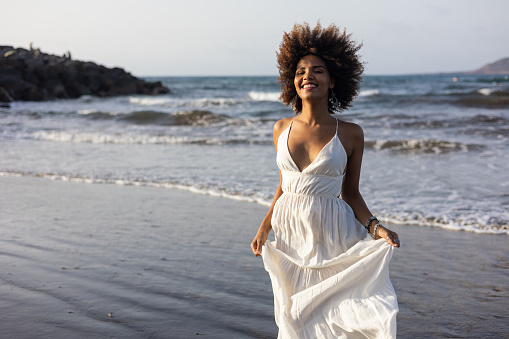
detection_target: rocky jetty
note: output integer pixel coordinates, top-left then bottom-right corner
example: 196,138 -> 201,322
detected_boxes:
0,46 -> 170,102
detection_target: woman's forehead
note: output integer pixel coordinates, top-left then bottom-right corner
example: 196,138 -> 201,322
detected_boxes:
296,54 -> 327,68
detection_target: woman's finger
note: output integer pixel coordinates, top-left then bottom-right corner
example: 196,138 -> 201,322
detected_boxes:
251,240 -> 257,254
255,241 -> 263,256
251,240 -> 261,256
386,232 -> 400,248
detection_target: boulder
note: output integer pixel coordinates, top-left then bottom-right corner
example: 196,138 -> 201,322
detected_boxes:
0,46 -> 170,102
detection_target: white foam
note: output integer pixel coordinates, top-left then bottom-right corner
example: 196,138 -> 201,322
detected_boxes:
129,97 -> 174,106
77,109 -> 102,115
359,89 -> 380,97
128,96 -> 239,108
191,97 -> 238,107
370,138 -> 471,154
248,91 -> 280,102
32,131 -> 194,144
378,214 -> 509,235
478,88 -> 495,96
29,130 -> 247,145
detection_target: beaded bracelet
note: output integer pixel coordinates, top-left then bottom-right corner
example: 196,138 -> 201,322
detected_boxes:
372,223 -> 382,239
364,216 -> 378,233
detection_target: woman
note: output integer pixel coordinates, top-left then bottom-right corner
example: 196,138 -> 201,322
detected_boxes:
251,22 -> 400,338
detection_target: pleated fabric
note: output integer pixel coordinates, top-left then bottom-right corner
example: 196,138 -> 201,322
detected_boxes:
261,120 -> 398,338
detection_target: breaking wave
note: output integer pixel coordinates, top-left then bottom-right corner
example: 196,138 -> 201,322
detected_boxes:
365,138 -> 485,154
8,108 -> 230,126
129,96 -> 239,108
248,91 -> 280,102
393,114 -> 508,130
128,97 -> 175,106
118,110 -> 228,126
453,88 -> 509,108
30,130 -> 271,145
76,110 -> 229,126
378,212 -> 509,235
359,89 -> 380,97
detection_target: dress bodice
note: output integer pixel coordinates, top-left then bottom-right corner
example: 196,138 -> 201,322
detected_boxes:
276,119 -> 348,197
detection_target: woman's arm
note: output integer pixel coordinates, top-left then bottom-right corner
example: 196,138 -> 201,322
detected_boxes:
341,123 -> 400,247
251,119 -> 292,256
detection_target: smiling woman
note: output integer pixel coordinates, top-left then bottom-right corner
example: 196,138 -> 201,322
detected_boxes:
294,55 -> 333,110
277,22 -> 364,114
251,22 -> 400,339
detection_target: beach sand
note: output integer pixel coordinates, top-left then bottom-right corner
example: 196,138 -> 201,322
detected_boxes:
0,176 -> 508,338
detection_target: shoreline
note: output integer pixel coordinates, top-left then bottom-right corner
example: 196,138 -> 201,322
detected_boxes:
1,176 -> 508,338
1,171 -> 507,236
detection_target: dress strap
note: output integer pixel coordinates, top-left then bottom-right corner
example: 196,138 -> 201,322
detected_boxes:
335,118 -> 338,135
288,117 -> 296,136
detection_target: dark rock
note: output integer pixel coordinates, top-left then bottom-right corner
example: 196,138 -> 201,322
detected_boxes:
0,46 -> 170,102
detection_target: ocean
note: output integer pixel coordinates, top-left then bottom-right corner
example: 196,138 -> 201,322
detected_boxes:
1,74 -> 508,234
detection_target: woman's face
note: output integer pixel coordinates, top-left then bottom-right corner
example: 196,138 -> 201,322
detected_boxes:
294,54 -> 333,104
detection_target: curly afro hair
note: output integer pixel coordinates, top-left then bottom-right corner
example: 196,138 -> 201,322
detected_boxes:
277,22 -> 364,114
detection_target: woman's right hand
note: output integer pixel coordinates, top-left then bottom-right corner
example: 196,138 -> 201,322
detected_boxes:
251,227 -> 269,257
250,120 -> 286,257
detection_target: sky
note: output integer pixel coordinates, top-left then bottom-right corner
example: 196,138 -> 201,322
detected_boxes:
3,0 -> 509,76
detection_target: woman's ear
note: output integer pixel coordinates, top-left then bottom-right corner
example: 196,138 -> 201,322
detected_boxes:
329,80 -> 335,89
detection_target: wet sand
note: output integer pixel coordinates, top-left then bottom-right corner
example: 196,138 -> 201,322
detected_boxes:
0,176 -> 508,338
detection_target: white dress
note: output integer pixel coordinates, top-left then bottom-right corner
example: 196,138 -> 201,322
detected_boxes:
262,119 -> 398,339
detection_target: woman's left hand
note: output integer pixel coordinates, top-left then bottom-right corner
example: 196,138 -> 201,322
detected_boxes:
376,226 -> 400,248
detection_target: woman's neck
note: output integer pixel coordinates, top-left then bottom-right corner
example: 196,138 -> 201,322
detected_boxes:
298,100 -> 332,126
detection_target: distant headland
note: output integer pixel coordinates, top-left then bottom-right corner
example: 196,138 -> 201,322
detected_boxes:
0,46 -> 170,103
465,57 -> 509,75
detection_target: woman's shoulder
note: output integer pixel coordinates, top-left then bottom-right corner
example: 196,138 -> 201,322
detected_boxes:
273,117 -> 294,134
337,119 -> 364,155
337,119 -> 364,140
272,117 -> 294,148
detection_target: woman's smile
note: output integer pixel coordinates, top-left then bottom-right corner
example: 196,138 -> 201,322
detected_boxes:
294,54 -> 332,101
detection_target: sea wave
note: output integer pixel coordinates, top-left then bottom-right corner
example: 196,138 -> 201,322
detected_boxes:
454,96 -> 509,108
187,97 -> 239,107
364,86 -> 509,108
394,114 -> 509,130
451,88 -> 509,108
478,88 -> 497,96
378,213 -> 509,235
30,130 -> 271,145
1,170 -> 507,234
9,108 -> 230,126
118,110 -> 228,126
365,138 -> 484,154
128,97 -> 175,106
77,109 -> 104,115
129,96 -> 240,108
437,88 -> 509,97
359,89 -> 380,97
248,91 -> 280,102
